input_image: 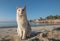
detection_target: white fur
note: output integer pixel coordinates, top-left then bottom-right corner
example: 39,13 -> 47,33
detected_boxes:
16,6 -> 31,39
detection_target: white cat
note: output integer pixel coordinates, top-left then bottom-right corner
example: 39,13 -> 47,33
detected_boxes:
16,6 -> 31,40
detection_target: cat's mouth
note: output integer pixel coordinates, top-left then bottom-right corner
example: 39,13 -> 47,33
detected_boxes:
19,15 -> 23,17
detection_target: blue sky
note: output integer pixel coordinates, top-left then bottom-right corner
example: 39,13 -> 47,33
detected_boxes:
0,0 -> 60,22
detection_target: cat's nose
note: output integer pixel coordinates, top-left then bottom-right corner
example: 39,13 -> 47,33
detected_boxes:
21,11 -> 23,14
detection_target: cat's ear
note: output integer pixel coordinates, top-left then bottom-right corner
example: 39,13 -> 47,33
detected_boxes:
16,6 -> 19,10
23,5 -> 26,9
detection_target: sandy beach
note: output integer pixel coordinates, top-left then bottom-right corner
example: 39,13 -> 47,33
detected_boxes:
0,25 -> 60,41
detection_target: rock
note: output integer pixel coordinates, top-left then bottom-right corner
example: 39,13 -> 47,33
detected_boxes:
42,38 -> 49,41
47,31 -> 53,38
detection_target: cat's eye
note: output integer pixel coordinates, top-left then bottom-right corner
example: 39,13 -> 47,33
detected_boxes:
18,10 -> 20,11
22,9 -> 24,11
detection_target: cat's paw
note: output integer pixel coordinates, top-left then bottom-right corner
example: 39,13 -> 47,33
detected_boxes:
22,37 -> 26,40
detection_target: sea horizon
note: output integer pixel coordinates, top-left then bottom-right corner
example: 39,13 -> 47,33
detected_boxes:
0,21 -> 60,27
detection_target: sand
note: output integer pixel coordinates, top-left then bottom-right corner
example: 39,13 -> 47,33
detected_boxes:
0,25 -> 60,41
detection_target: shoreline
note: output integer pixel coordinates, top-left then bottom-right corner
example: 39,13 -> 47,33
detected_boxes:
0,24 -> 60,28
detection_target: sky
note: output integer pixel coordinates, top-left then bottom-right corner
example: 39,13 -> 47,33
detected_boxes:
0,0 -> 60,22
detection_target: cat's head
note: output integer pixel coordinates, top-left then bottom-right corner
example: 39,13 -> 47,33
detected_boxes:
16,6 -> 26,16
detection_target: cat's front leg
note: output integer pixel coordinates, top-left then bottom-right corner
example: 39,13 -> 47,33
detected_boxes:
22,29 -> 26,40
17,28 -> 22,39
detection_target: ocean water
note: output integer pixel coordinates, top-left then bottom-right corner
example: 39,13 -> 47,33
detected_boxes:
0,21 -> 17,27
0,21 -> 60,27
